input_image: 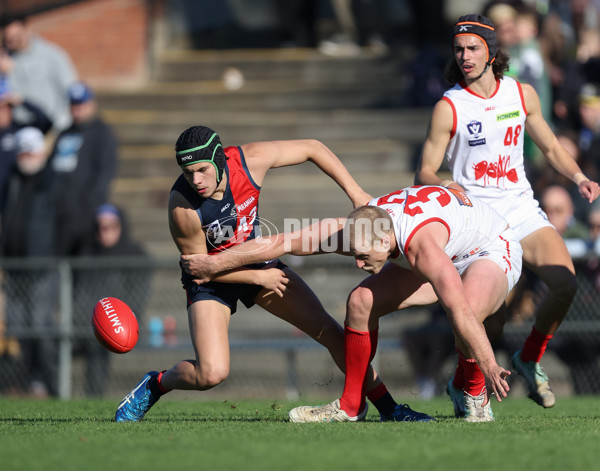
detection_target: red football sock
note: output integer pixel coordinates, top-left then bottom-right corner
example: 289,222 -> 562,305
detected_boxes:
367,382 -> 397,417
520,326 -> 553,363
458,351 -> 485,397
339,325 -> 376,417
452,348 -> 466,390
156,370 -> 171,394
366,382 -> 387,403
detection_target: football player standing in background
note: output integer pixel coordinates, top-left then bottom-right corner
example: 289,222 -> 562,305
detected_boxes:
115,126 -> 433,423
414,14 -> 600,411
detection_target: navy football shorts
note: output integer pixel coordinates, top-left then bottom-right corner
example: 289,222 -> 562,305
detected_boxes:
181,260 -> 287,314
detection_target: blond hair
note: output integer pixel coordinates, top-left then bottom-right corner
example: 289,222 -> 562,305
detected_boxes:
345,206 -> 394,252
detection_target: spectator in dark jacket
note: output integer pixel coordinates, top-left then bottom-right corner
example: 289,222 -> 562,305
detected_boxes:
0,78 -> 52,213
49,81 -> 117,256
0,126 -> 61,397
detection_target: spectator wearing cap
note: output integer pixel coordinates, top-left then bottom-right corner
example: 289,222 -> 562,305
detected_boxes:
0,78 -> 52,214
0,126 -> 63,397
48,81 -> 118,256
578,83 -> 600,182
0,14 -> 77,132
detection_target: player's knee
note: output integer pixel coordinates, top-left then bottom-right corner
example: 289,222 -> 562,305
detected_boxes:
346,287 -> 373,323
193,365 -> 229,390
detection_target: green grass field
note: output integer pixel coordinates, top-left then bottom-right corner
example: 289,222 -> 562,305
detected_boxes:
1,396 -> 599,471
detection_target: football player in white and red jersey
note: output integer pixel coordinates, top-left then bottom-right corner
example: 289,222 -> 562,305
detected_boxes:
116,126 -> 433,423
181,185 -> 523,422
415,14 -> 600,410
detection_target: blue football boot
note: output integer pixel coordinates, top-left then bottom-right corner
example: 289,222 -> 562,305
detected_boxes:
379,403 -> 436,422
115,371 -> 160,422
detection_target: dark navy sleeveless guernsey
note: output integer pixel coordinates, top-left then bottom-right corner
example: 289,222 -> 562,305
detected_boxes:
171,146 -> 261,254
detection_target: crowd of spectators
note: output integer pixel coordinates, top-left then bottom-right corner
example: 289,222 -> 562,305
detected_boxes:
0,13 -> 146,398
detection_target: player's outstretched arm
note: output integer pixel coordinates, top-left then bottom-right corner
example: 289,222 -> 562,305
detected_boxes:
242,139 -> 372,208
181,218 -> 348,283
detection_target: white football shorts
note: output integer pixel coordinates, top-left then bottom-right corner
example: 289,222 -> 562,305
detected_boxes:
498,194 -> 554,241
453,228 -> 523,296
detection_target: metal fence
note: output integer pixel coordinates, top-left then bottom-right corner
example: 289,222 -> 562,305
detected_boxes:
1,254 -> 599,401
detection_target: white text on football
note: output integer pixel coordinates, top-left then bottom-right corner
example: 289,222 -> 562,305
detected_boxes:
100,298 -> 125,334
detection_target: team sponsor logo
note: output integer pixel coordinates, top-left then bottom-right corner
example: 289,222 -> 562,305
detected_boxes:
237,196 -> 255,212
496,110 -> 520,121
473,155 -> 518,186
221,203 -> 231,213
466,120 -> 486,147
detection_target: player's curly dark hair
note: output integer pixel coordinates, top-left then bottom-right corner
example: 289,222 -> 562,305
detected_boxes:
443,48 -> 511,85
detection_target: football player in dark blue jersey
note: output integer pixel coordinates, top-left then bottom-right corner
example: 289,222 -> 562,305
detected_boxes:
116,126 -> 432,423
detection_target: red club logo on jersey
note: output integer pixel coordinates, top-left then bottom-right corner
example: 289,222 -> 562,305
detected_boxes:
473,155 -> 518,186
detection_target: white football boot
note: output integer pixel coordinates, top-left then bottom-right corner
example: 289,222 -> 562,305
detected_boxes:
512,351 -> 556,408
463,388 -> 495,423
289,399 -> 368,423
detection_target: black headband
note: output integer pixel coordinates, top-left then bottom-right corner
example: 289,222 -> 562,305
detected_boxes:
453,16 -> 497,64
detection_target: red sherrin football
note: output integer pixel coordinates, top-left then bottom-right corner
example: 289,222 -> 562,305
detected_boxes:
92,297 -> 139,353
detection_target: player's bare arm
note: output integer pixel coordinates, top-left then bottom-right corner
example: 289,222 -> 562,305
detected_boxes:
181,218 -> 348,282
523,83 -> 600,203
168,189 -> 208,255
406,223 -> 510,400
241,139 -> 372,207
414,100 -> 465,191
169,189 -> 288,291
